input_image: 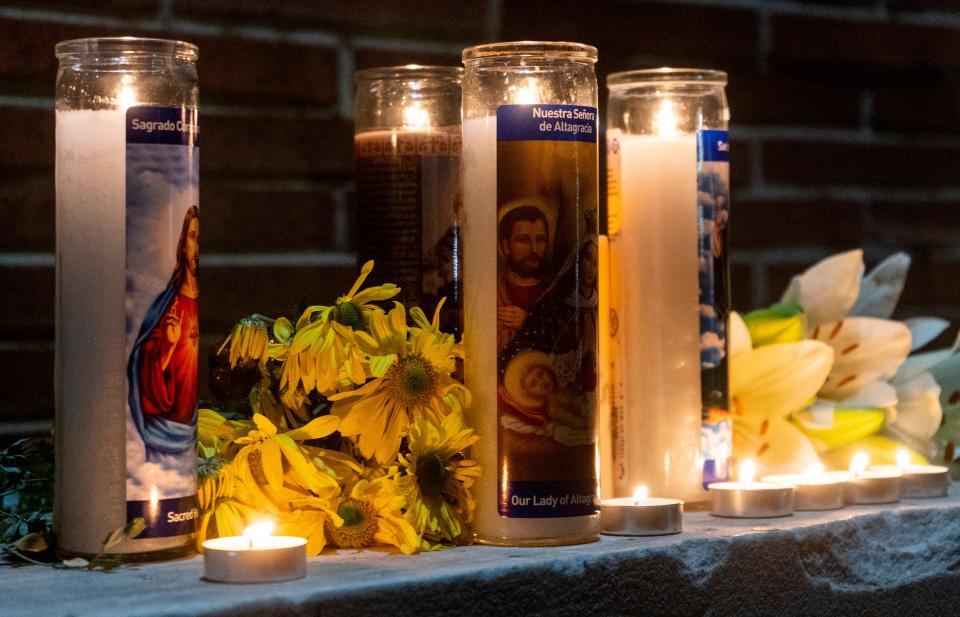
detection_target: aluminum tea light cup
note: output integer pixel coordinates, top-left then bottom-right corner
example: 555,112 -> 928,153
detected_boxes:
844,452 -> 901,505
600,486 -> 683,536
870,450 -> 950,499
710,460 -> 794,518
763,464 -> 847,511
202,522 -> 307,584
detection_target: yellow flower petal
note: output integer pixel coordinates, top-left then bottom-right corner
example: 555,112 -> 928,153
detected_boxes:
732,340 -> 834,418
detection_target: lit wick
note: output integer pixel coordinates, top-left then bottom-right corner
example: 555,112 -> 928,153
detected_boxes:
632,485 -> 649,506
243,521 -> 275,551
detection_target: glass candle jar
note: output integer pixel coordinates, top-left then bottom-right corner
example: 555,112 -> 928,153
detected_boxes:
354,65 -> 463,337
605,68 -> 732,503
55,37 -> 200,559
462,41 -> 600,546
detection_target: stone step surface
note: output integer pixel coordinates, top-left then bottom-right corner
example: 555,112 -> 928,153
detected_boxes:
3,490 -> 959,617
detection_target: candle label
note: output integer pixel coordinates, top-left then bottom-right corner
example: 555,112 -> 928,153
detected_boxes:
124,106 -> 200,538
495,104 -> 599,518
604,129 -> 628,493
355,129 -> 463,337
697,129 -> 733,488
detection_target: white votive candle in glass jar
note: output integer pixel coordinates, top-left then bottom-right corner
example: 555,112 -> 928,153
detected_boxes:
55,37 -> 200,560
462,41 -> 600,546
605,69 -> 733,504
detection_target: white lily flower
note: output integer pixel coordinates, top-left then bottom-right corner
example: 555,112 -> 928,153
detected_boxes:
810,317 -> 911,400
886,372 -> 943,459
781,249 -> 863,329
730,339 -> 833,473
848,252 -> 910,319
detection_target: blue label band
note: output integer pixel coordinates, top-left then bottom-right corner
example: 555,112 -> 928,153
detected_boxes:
127,495 -> 199,538
697,129 -> 729,162
497,104 -> 598,143
499,480 -> 599,518
127,107 -> 199,146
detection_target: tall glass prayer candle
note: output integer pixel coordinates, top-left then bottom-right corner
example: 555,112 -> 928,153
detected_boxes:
605,69 -> 732,503
55,38 -> 199,559
354,66 -> 463,337
462,42 -> 600,545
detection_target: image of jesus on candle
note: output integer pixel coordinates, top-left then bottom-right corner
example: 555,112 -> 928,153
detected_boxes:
496,204 -> 552,351
127,206 -> 199,458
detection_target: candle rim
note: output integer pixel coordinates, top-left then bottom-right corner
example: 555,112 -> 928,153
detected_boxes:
707,480 -> 793,490
600,496 -> 684,507
202,535 -> 306,551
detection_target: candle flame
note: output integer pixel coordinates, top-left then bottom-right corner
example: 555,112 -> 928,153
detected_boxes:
513,78 -> 539,105
896,449 -> 910,472
243,521 -> 275,549
738,459 -> 756,484
632,485 -> 649,505
402,102 -> 431,130
117,75 -> 137,110
801,463 -> 824,483
655,100 -> 678,137
849,452 -> 869,478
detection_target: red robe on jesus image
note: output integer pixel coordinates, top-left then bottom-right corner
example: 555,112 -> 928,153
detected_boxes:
137,291 -> 198,425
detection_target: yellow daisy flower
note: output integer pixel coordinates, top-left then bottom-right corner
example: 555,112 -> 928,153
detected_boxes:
398,412 -> 480,542
281,260 -> 399,399
324,476 -> 419,554
330,303 -> 470,465
232,413 -> 342,514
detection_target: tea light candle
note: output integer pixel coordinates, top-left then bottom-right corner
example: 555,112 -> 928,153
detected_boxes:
710,460 -> 794,518
870,450 -> 950,499
763,464 -> 846,511
203,522 -> 307,584
844,452 -> 901,505
600,486 -> 683,536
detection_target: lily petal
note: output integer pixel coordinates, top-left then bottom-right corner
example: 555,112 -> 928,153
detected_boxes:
734,415 -> 820,475
889,372 -> 943,442
904,317 -> 950,352
812,317 -> 911,399
849,252 -> 910,319
732,340 -> 834,419
792,408 -> 886,452
838,381 -> 898,409
781,249 -> 864,329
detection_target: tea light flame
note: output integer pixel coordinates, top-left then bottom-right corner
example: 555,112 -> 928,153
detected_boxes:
850,452 -> 869,478
633,485 -> 649,505
801,463 -> 824,483
896,449 -> 910,472
655,100 -> 678,137
738,459 -> 756,484
243,521 -> 275,550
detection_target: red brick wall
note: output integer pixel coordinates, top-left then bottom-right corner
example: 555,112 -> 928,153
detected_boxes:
2,0 -> 958,433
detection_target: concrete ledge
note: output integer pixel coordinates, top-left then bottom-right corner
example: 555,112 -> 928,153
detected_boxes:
4,491 -> 960,617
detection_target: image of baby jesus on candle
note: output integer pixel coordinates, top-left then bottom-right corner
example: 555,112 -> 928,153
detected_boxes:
498,351 -> 593,445
128,206 -> 199,458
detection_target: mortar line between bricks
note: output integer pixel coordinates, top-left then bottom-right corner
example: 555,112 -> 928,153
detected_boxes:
0,94 -> 340,120
751,262 -> 768,307
732,125 -> 960,148
338,44 -> 356,119
350,34 -> 469,55
0,252 -> 357,267
486,0 -> 503,42
0,6 -> 346,47
735,185 -> 960,202
0,421 -> 53,438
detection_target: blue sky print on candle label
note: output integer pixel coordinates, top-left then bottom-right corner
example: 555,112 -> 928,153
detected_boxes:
124,106 -> 199,538
698,129 -> 733,487
495,104 -> 600,518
